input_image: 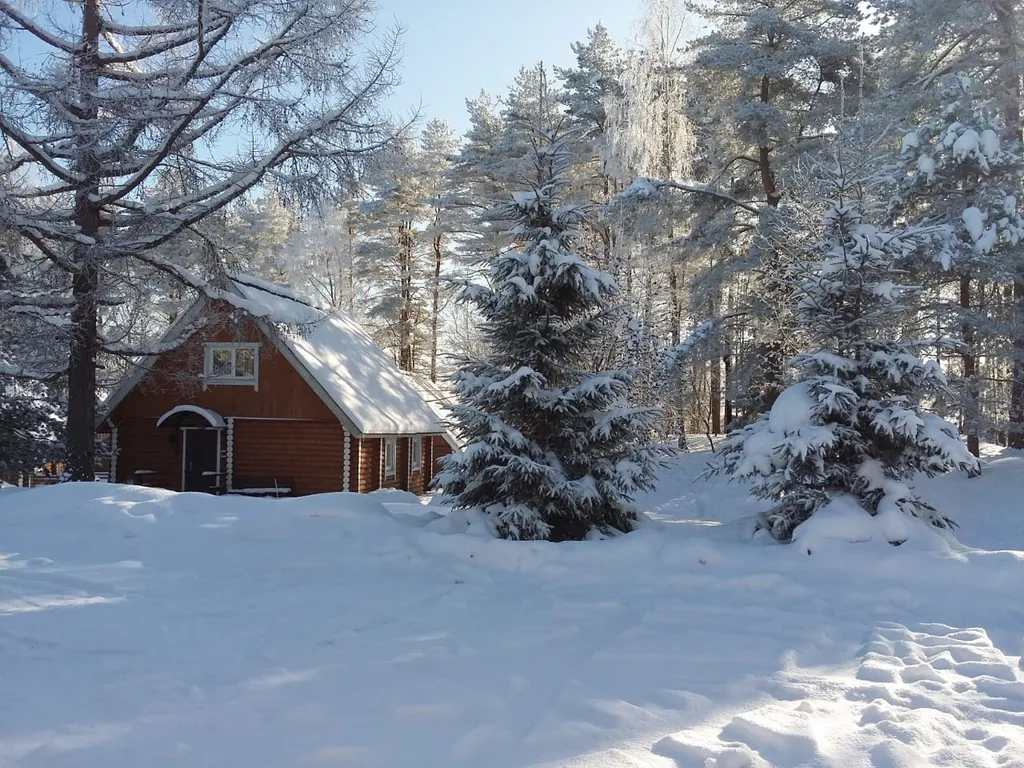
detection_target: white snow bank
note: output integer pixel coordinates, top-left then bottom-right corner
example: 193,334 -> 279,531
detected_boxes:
790,494 -> 947,555
918,444 -> 1024,551
1,449 -> 1023,767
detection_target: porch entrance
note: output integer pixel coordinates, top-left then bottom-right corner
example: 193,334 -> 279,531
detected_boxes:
182,428 -> 220,492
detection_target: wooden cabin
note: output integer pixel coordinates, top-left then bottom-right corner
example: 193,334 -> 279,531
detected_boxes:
97,274 -> 455,497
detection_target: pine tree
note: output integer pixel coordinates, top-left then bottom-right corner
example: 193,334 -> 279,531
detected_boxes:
1,238 -> 65,473
686,0 -> 866,413
556,24 -> 625,274
451,92 -> 512,265
501,63 -> 564,185
436,132 -> 668,542
556,24 -> 624,146
711,164 -> 980,543
873,0 -> 1024,448
888,78 -> 1024,456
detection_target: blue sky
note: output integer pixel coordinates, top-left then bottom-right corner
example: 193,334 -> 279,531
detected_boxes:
378,0 -> 643,134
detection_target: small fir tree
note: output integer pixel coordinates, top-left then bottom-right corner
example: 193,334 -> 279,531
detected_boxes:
0,379 -> 64,476
711,166 -> 980,542
435,133 -> 668,541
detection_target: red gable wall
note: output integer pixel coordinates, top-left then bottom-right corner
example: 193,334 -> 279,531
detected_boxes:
110,308 -> 336,422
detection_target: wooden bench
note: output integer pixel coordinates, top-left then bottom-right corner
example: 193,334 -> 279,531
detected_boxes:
226,477 -> 294,498
131,469 -> 161,487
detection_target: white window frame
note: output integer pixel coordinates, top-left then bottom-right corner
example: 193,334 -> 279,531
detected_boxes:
410,436 -> 422,474
203,343 -> 259,389
383,437 -> 397,478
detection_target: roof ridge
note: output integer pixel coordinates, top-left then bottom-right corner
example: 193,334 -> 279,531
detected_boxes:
226,271 -> 319,310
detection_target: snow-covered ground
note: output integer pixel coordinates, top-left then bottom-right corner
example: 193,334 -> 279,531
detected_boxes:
1,446 -> 1023,767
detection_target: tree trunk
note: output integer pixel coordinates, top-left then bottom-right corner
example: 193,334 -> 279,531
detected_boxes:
346,214 -> 357,314
709,358 -> 721,435
66,0 -> 102,482
398,223 -> 413,371
430,234 -> 442,382
706,289 -> 721,435
960,274 -> 980,457
991,0 -> 1024,447
722,355 -> 733,430
600,175 -> 613,276
624,247 -> 633,301
756,73 -> 784,411
758,75 -> 782,210
668,264 -> 681,347
669,260 -> 687,450
1013,274 -> 1024,449
723,287 -> 734,430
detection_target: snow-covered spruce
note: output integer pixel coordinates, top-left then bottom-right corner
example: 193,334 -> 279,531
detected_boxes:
710,172 -> 980,543
435,133 -> 669,541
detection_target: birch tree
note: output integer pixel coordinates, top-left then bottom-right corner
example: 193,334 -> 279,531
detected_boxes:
419,118 -> 459,382
280,203 -> 358,313
605,0 -> 698,444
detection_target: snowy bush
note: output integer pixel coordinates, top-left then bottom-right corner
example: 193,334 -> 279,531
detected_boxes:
710,169 -> 980,543
435,132 -> 670,541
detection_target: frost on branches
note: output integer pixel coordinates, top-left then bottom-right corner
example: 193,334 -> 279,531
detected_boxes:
436,134 -> 668,542
712,172 -> 980,543
890,78 -> 1024,271
889,77 -> 1024,450
0,0 -> 397,480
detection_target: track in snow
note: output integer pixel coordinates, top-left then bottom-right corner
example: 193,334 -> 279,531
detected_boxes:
656,622 -> 1024,767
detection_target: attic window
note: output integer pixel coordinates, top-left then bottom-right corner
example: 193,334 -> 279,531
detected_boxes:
204,343 -> 259,388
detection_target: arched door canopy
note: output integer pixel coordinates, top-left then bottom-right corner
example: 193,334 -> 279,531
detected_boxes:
155,405 -> 226,429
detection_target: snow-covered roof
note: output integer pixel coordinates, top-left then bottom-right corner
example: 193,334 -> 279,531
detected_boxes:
227,272 -> 323,325
403,373 -> 461,449
226,274 -> 445,436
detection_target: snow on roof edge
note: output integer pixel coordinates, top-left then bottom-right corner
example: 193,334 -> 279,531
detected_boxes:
226,275 -> 446,437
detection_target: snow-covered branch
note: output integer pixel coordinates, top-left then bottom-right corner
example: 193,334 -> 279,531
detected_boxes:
619,177 -> 762,215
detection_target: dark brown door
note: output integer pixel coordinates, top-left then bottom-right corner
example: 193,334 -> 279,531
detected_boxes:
183,429 -> 218,492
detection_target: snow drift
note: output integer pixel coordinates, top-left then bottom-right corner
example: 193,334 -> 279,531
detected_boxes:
1,448 -> 1023,767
